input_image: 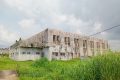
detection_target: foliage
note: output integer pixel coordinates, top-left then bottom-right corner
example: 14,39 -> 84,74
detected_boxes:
0,52 -> 120,80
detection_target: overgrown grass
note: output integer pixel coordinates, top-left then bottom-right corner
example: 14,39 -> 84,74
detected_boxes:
0,56 -> 17,70
0,52 -> 120,80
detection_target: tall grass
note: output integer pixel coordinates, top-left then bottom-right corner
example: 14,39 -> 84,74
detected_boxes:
0,56 -> 17,70
31,52 -> 120,80
0,52 -> 120,80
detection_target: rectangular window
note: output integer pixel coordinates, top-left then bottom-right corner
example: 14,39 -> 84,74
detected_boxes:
83,40 -> 87,48
64,37 -> 70,46
41,52 -> 44,57
53,35 -> 56,43
60,53 -> 65,56
57,36 -> 60,44
52,52 -> 58,56
22,52 -> 26,54
53,35 -> 60,44
90,41 -> 94,48
64,37 -> 67,45
68,37 -> 70,46
55,53 -> 58,56
102,43 -> 105,49
74,38 -> 79,47
27,52 -> 30,54
57,36 -> 60,42
36,52 -> 40,55
96,42 -> 100,49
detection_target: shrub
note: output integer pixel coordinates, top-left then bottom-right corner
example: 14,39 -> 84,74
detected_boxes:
1,52 -> 120,80
32,58 -> 49,67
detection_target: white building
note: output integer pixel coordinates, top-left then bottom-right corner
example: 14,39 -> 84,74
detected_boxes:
0,48 -> 9,55
9,28 -> 109,61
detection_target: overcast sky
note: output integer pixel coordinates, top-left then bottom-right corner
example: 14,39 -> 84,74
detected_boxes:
0,0 -> 120,51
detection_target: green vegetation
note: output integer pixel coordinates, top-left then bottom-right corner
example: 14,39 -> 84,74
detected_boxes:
0,52 -> 120,80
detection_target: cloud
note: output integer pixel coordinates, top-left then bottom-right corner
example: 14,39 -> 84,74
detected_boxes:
65,15 -> 91,34
4,0 -> 26,10
52,14 -> 67,25
0,24 -> 19,47
109,40 -> 120,51
18,19 -> 36,29
3,0 -> 60,18
1,0 -> 120,50
51,14 -> 107,36
18,18 -> 44,38
51,14 -> 92,34
3,0 -> 36,17
94,22 -> 102,31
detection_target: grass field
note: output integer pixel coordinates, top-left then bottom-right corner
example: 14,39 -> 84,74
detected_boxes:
0,51 -> 120,80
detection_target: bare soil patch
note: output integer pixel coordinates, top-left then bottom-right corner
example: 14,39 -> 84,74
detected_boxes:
0,70 -> 18,80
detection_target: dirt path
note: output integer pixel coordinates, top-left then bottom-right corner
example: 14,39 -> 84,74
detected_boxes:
0,70 -> 18,80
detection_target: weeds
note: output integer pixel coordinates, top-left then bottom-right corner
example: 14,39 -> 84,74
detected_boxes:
0,52 -> 120,80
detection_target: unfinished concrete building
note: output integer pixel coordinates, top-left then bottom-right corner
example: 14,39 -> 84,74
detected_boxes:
10,28 -> 109,61
0,48 -> 9,55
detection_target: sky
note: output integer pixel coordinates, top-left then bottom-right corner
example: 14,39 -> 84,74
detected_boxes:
0,0 -> 120,51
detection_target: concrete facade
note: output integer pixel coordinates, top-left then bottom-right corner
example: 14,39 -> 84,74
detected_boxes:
10,28 -> 109,61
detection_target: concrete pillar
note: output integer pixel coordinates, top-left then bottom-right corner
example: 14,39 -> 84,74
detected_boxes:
94,40 -> 97,56
80,39 -> 84,57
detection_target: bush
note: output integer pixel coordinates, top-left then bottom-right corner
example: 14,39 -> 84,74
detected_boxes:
1,52 -> 120,80
32,58 -> 49,67
0,54 -> 9,57
68,53 -> 120,80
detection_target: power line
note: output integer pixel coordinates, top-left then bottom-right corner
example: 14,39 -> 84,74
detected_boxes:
89,24 -> 120,36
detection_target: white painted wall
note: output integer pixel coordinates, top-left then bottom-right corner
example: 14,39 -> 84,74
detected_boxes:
10,47 -> 49,61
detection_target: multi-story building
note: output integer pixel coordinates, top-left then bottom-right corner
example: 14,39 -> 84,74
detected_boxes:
10,28 -> 109,61
0,48 -> 9,55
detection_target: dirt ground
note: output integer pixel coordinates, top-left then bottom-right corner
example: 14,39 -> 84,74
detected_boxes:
0,70 -> 18,80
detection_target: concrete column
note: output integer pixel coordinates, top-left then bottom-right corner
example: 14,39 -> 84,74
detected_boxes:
80,39 -> 84,57
48,47 -> 52,61
94,40 -> 97,56
100,42 -> 103,55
